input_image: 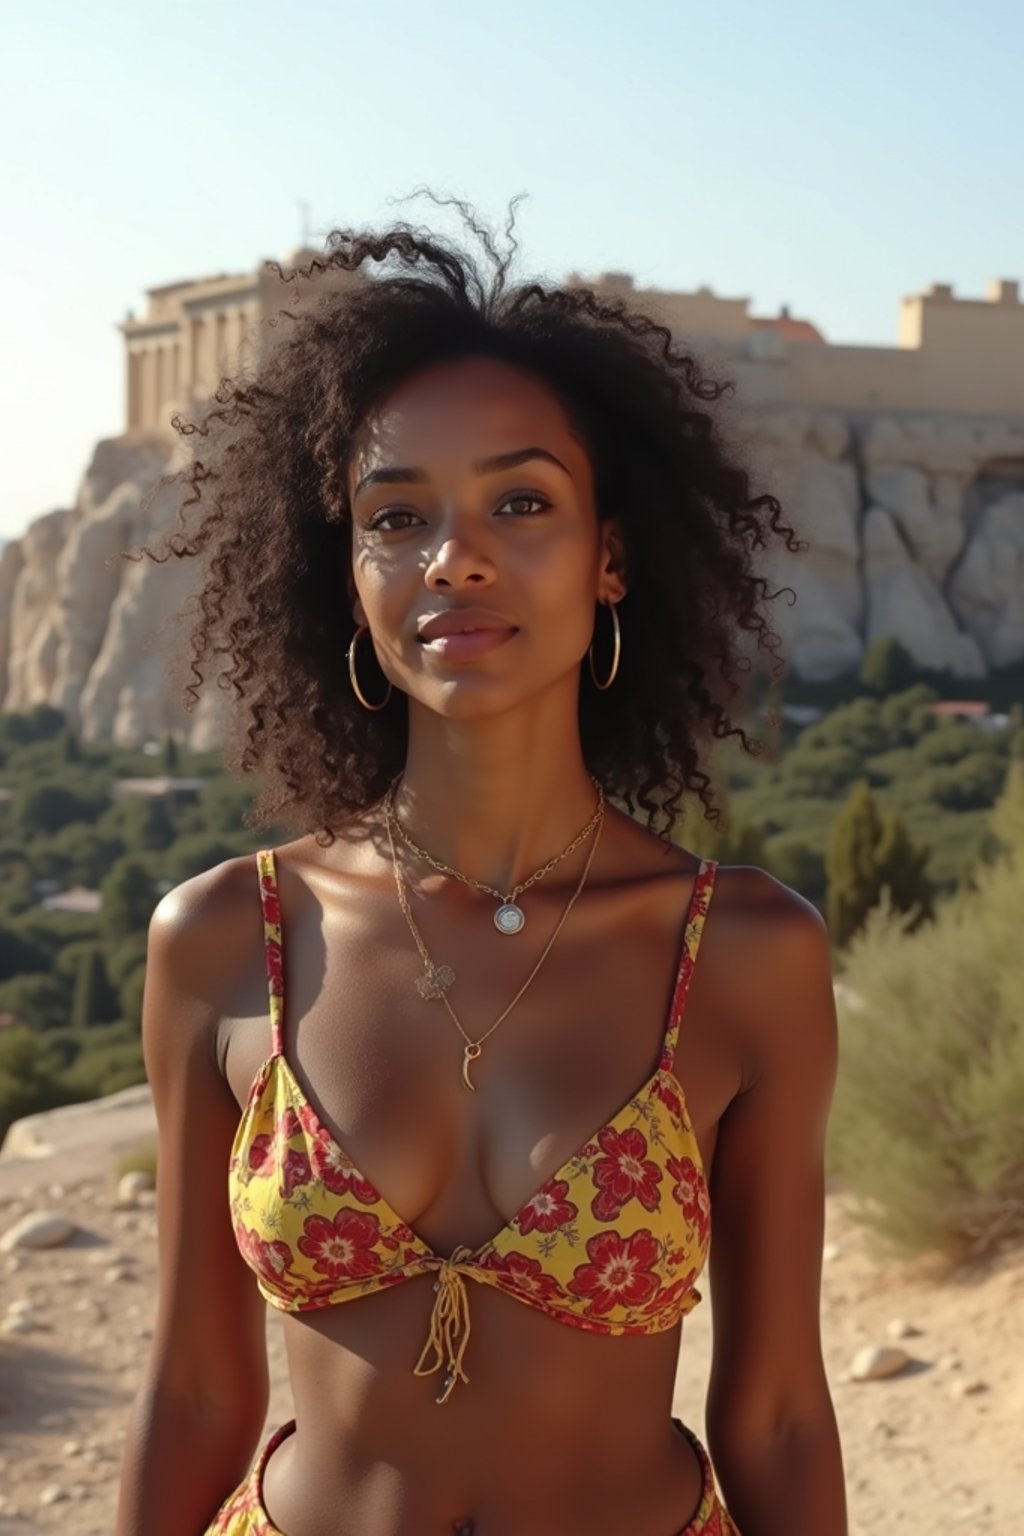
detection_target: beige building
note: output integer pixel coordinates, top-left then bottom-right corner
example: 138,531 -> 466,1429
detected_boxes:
121,252 -> 1023,433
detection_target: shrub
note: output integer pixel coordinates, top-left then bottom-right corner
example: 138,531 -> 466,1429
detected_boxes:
100,856 -> 160,942
859,636 -> 916,695
0,972 -> 71,1031
165,834 -> 242,885
826,781 -> 933,947
828,850 -> 1024,1262
928,754 -> 1013,813
56,1022 -> 146,1099
778,743 -> 864,799
0,1026 -> 90,1145
11,781 -> 108,838
70,946 -> 120,1029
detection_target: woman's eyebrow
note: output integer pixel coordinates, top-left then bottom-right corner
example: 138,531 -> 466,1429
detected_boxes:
352,446 -> 572,499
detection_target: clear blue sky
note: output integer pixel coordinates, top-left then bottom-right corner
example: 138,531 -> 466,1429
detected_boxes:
1,0 -> 1021,541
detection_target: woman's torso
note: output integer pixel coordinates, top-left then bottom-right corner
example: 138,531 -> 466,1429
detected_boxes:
216,812 -> 745,1535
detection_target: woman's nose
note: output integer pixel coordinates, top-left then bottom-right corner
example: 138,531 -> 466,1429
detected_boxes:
424,537 -> 495,589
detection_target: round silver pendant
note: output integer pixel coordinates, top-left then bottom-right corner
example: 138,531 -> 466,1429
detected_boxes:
494,902 -> 525,935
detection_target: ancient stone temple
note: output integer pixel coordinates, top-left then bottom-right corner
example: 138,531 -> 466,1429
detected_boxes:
1,251 -> 1021,746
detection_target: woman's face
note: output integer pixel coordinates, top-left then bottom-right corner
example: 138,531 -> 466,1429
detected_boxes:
346,355 -> 625,719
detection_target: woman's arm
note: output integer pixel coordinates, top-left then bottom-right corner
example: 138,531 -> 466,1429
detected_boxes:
704,871 -> 847,1536
115,860 -> 271,1536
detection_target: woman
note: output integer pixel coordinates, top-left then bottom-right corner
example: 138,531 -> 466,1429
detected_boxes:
116,199 -> 847,1536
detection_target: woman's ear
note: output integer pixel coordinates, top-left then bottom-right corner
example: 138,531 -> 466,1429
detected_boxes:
599,519 -> 628,604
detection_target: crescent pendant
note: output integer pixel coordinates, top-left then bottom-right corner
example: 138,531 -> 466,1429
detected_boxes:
461,1042 -> 482,1092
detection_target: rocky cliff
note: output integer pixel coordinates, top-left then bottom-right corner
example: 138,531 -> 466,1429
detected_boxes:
2,408 -> 1022,746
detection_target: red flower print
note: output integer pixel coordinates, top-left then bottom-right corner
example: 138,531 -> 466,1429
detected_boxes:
666,1155 -> 710,1245
566,1229 -> 661,1316
309,1132 -> 381,1204
265,937 -> 284,994
249,1109 -> 311,1195
480,1248 -> 562,1305
277,1107 -> 302,1140
297,1100 -> 321,1138
516,1177 -> 577,1236
235,1223 -> 296,1288
260,880 -> 281,927
642,1265 -> 700,1317
279,1146 -> 312,1197
248,1133 -> 273,1174
298,1209 -> 384,1281
652,1073 -> 684,1122
590,1126 -> 663,1221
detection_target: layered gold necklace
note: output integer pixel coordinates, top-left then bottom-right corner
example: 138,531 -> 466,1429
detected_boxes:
383,779 -> 605,1090
386,774 -> 605,936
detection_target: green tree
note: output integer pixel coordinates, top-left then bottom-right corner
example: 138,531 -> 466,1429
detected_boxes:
0,704 -> 66,748
0,1027 -> 61,1143
826,781 -> 934,947
826,781 -> 883,946
12,781 -> 105,837
859,636 -> 917,695
0,973 -> 70,1031
115,794 -> 178,853
196,780 -> 254,836
875,811 -> 935,927
71,946 -> 119,1029
161,734 -> 181,773
119,964 -> 148,1029
0,923 -> 48,983
60,727 -> 82,763
100,856 -> 159,942
166,834 -> 239,884
0,866 -> 36,922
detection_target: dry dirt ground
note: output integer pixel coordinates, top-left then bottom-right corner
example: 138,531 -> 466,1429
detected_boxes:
1,1107 -> 1022,1534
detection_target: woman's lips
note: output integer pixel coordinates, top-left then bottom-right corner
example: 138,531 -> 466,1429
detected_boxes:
419,627 -> 518,660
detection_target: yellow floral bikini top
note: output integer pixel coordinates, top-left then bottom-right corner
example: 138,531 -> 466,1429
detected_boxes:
229,849 -> 717,1403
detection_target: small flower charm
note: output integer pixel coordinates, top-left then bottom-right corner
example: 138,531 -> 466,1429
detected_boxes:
416,962 -> 455,1000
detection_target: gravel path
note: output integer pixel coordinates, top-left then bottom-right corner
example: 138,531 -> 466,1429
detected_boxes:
1,1112 -> 1021,1532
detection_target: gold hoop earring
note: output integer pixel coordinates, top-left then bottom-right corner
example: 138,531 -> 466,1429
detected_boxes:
347,624 -> 393,711
588,600 -> 621,690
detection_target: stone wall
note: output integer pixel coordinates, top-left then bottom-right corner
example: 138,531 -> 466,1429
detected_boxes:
2,409 -> 1022,747
750,408 -> 1024,682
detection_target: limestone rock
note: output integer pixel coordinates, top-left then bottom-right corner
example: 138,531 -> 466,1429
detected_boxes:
949,493 -> 1024,667
1,431 -> 229,750
863,508 -> 986,677
950,1377 -> 989,1397
763,549 -> 864,681
115,1170 -> 155,1209
0,1312 -> 37,1335
850,1343 -> 911,1381
886,1318 -> 921,1339
2,408 -> 1022,714
810,412 -> 850,461
866,464 -> 965,584
0,1211 -> 76,1251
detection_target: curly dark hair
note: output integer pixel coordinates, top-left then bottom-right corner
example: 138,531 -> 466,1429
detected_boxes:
130,193 -> 800,846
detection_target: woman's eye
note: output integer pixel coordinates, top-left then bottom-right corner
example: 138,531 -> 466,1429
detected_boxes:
367,509 -> 421,532
498,493 -> 551,517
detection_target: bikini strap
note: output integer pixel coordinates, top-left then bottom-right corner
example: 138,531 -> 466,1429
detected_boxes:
255,848 -> 285,1058
660,859 -> 717,1070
